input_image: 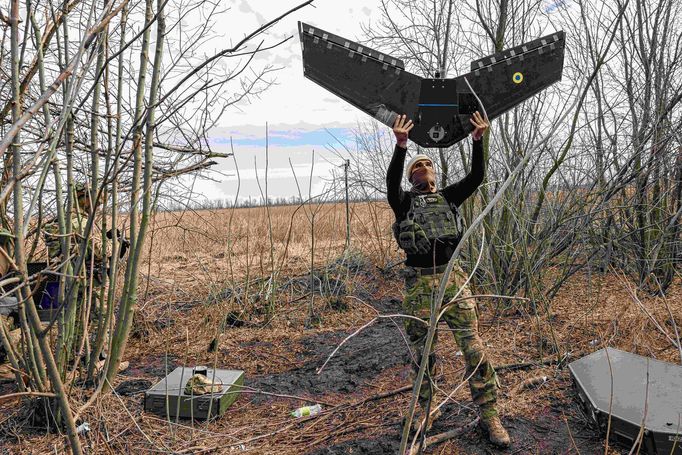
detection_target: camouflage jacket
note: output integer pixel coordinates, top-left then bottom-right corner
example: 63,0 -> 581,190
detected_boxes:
43,211 -> 104,268
0,246 -> 11,278
0,229 -> 13,278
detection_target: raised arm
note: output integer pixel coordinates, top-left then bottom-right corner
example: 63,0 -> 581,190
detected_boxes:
386,114 -> 413,215
442,112 -> 489,206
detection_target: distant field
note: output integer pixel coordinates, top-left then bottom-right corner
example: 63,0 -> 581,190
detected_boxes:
145,201 -> 398,282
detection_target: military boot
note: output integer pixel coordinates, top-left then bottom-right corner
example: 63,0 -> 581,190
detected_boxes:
405,404 -> 442,434
479,413 -> 511,448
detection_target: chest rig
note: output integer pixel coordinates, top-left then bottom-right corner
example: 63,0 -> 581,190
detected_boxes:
392,192 -> 464,255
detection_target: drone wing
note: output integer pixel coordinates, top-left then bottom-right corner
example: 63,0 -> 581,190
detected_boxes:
461,31 -> 566,122
413,31 -> 566,147
298,22 -> 421,130
299,23 -> 565,148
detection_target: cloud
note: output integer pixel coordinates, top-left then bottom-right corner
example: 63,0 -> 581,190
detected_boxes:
210,121 -> 356,139
543,0 -> 573,13
210,127 -> 353,147
217,0 -> 379,128
238,0 -> 266,23
233,161 -> 335,181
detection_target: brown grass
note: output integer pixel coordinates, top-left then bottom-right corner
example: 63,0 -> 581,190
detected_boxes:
145,201 -> 396,282
1,202 -> 680,454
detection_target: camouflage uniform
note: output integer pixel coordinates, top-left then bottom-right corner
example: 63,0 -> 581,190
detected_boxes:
44,214 -> 74,264
43,208 -> 105,286
1,230 -> 18,365
0,228 -> 13,278
44,208 -> 100,260
402,263 -> 499,418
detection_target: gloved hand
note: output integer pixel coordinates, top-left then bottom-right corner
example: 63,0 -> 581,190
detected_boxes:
106,229 -> 130,258
119,238 -> 130,258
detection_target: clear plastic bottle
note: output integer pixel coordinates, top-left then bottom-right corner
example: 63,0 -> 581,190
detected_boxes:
291,404 -> 322,418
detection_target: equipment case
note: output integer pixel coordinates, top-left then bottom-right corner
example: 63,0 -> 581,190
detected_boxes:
569,348 -> 682,454
144,367 -> 244,420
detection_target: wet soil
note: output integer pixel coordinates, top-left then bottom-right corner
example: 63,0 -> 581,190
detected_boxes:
121,354 -> 179,378
247,316 -> 409,400
443,398 -> 604,454
115,379 -> 153,397
309,437 -> 401,454
246,292 -> 613,453
313,397 -> 605,454
246,294 -> 406,400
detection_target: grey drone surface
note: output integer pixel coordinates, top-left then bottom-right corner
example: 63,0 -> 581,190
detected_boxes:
299,22 -> 565,148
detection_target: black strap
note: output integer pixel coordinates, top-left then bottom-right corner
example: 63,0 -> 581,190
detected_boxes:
406,264 -> 448,276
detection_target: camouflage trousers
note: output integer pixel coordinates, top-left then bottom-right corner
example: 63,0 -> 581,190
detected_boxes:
402,264 -> 498,418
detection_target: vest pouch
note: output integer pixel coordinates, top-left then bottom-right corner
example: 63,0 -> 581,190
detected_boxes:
419,206 -> 460,241
397,219 -> 431,255
392,192 -> 462,255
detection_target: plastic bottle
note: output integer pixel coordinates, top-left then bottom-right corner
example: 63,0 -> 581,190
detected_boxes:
291,404 -> 322,418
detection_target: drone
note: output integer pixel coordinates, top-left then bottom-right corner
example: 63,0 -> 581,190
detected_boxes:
298,22 -> 565,148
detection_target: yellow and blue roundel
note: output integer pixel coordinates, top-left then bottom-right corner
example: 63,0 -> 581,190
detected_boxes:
513,72 -> 524,84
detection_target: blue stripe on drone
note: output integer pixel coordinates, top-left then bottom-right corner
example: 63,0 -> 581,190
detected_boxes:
418,103 -> 459,107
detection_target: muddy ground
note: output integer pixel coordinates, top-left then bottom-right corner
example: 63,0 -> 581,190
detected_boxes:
120,286 -> 617,454
239,296 -> 609,454
0,260 -> 663,454
249,317 -> 408,398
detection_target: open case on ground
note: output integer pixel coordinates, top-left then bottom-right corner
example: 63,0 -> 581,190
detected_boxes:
144,367 -> 244,420
569,347 -> 682,454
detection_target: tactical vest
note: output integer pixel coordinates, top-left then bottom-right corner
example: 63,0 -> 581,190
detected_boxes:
392,192 -> 464,255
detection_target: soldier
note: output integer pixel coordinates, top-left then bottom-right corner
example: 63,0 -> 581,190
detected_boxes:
43,183 -> 119,283
387,112 -> 510,447
0,228 -> 13,278
0,228 -> 18,366
44,184 -> 129,296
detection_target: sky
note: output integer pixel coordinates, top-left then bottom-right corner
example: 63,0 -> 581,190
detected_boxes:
189,0 -> 382,204
188,0 -> 574,205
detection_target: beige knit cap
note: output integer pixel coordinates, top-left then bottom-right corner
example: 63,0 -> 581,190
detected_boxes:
405,154 -> 433,181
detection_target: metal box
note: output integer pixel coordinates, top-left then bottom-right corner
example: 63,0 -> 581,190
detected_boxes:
569,348 -> 682,454
144,367 -> 244,420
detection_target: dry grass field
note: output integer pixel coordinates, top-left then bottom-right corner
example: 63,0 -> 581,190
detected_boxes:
147,201 -> 396,281
1,201 -> 681,454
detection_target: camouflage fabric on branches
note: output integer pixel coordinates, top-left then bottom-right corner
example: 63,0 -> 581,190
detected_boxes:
0,229 -> 13,277
0,229 -> 12,245
185,374 -> 223,395
43,211 -> 104,268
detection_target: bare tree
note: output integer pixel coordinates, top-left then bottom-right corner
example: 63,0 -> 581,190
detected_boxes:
0,0 -> 313,452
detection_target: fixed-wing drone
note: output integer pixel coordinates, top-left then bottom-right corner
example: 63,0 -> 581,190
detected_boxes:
298,22 -> 565,148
